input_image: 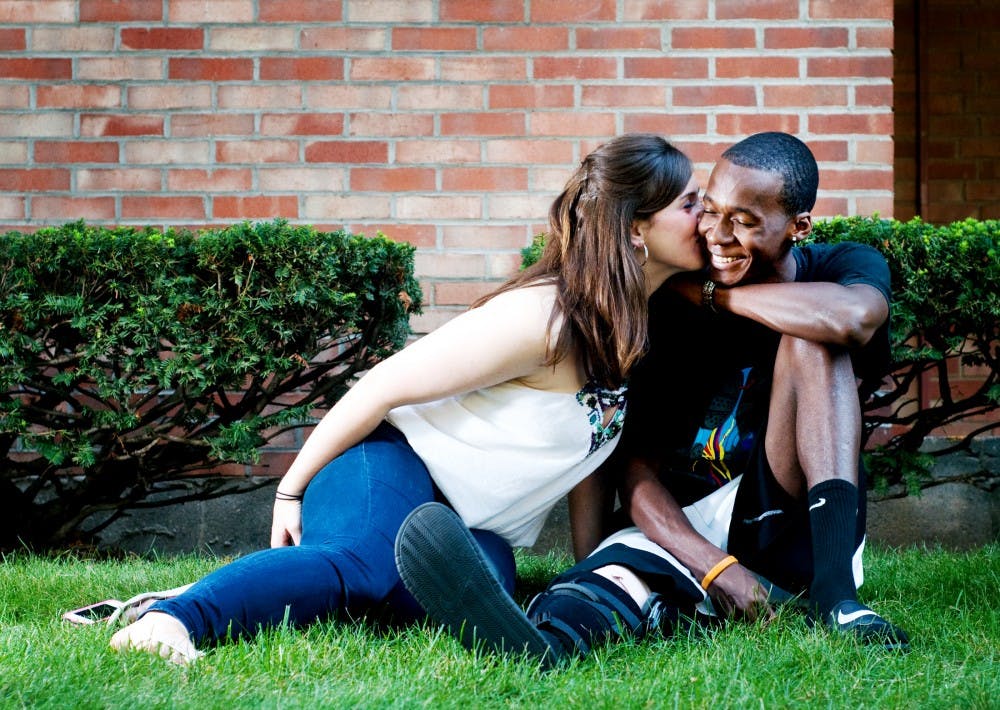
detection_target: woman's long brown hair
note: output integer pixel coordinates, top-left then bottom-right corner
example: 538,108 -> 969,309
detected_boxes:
474,134 -> 693,389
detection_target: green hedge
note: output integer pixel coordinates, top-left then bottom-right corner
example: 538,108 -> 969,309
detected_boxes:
0,220 -> 421,549
523,217 -> 1000,492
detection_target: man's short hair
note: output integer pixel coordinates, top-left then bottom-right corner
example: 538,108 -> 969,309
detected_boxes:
721,132 -> 819,216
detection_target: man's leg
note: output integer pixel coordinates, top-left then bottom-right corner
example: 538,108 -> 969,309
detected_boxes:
764,335 -> 908,649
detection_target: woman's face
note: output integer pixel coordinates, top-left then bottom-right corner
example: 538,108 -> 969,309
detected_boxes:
633,175 -> 705,277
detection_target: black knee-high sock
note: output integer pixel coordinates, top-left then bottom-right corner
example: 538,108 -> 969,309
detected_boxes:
807,479 -> 860,614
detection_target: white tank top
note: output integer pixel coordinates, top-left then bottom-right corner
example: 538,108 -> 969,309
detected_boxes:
386,380 -> 627,547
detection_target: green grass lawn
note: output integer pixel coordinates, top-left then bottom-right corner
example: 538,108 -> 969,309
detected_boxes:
1,545 -> 997,709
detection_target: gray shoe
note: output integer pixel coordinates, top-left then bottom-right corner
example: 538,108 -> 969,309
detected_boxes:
394,502 -> 560,667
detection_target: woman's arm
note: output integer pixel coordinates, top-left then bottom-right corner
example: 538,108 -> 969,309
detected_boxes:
271,285 -> 561,546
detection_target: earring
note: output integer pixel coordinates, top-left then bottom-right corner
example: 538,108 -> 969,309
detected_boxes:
637,242 -> 649,266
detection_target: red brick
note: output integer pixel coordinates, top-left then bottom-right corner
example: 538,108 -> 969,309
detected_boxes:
0,58 -> 70,80
396,140 -> 481,164
300,27 -> 386,51
172,114 -> 255,137
821,169 -> 893,190
124,141 -> 211,164
623,113 -> 708,135
764,26 -> 848,48
812,196 -> 848,216
534,57 -> 617,80
442,224 -> 527,250
399,85 -> 484,111
169,0 -> 254,22
857,27 -> 894,49
716,114 -> 800,135
259,0 -> 343,21
0,195 -> 24,219
763,84 -> 848,107
170,58 -> 254,82
352,223 -> 436,248
808,56 -> 893,79
440,113 -> 525,136
121,28 -> 204,51
529,112 -> 616,137
582,85 -> 667,108
0,85 -> 28,108
35,141 -> 119,164
434,281 -> 499,307
672,27 -> 757,50
32,26 -> 114,51
260,113 -> 343,137
440,57 -> 527,82
717,56 -> 799,78
349,113 -> 434,137
625,57 -> 708,79
258,168 -> 345,192
576,27 -> 661,50
350,57 -> 435,82
0,0 -> 75,23
32,196 -> 114,220
168,169 -> 252,192
81,114 -> 164,137
79,57 -> 162,81
309,85 -> 393,110
489,85 -> 573,109
531,0 -> 615,22
214,195 -> 298,219
0,28 -> 24,50
305,141 -> 389,163
217,140 -> 298,164
217,85 -> 302,110
77,168 -> 161,192
346,0 -> 432,23
414,251 -> 487,277
856,84 -> 893,107
482,27 -> 569,51
0,168 -> 71,191
717,0 -> 798,19
36,84 -> 121,109
440,0 -> 523,22
442,167 -> 527,191
80,0 -> 161,21
622,0 -> 707,20
392,28 -> 477,51
260,57 -> 344,81
211,27 -> 297,51
674,86 -> 757,107
400,196 -> 483,220
0,114 -> 72,137
483,139 -> 574,164
807,140 -> 849,162
128,85 -> 213,111
809,0 -> 892,20
351,167 -> 436,192
122,196 -> 205,220
302,194 -> 391,220
808,113 -> 893,135
855,195 -> 893,218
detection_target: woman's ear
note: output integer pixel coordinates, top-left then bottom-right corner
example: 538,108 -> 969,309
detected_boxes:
630,219 -> 646,249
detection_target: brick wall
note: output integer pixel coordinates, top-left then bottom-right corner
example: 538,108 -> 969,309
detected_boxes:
0,0 -> 894,336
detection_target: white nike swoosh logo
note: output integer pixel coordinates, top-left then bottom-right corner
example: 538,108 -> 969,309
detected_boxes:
809,497 -> 827,511
837,608 -> 877,624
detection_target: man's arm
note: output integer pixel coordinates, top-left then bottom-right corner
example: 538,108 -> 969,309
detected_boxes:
622,455 -> 773,620
672,276 -> 887,347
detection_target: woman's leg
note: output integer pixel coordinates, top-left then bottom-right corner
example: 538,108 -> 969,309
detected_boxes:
122,423 -> 436,647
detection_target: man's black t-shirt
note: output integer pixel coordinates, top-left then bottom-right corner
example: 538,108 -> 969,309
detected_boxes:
622,242 -> 891,506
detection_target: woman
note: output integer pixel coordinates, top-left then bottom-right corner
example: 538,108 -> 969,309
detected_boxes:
111,133 -> 704,663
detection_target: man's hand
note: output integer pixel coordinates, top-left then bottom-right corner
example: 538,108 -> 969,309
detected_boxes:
270,498 -> 303,547
706,562 -> 775,622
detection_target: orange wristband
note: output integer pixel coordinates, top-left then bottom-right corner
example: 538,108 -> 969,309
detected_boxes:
701,555 -> 738,591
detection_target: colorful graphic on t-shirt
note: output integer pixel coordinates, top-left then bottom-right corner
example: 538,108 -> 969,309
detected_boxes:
689,367 -> 763,489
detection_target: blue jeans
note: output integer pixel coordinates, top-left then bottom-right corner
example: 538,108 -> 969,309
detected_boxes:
151,422 -> 516,644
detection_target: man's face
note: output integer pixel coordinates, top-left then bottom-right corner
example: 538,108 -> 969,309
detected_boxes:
698,159 -> 803,287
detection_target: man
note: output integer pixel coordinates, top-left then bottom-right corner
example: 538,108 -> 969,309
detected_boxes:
395,132 -> 909,665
